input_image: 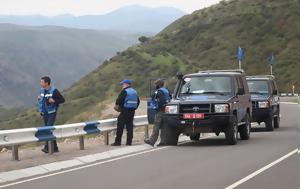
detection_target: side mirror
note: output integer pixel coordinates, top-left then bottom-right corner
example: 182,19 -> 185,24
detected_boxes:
272,90 -> 278,95
237,88 -> 244,95
176,72 -> 183,80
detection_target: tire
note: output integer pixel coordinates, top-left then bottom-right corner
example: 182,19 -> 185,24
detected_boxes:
225,115 -> 238,145
190,133 -> 200,141
163,125 -> 179,145
265,113 -> 274,131
274,112 -> 280,129
239,113 -> 251,140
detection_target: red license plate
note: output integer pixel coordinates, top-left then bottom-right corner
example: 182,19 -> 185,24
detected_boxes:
183,113 -> 205,119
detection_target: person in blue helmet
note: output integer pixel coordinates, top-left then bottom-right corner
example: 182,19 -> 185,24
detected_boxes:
38,76 -> 65,153
111,79 -> 140,146
144,79 -> 171,146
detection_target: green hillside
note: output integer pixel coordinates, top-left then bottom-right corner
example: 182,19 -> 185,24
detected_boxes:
0,106 -> 22,122
1,0 -> 299,130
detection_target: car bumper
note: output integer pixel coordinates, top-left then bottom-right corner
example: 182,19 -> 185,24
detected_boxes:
162,113 -> 234,133
252,108 -> 272,122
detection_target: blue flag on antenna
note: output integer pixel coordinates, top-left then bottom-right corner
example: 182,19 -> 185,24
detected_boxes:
269,53 -> 275,65
237,46 -> 244,61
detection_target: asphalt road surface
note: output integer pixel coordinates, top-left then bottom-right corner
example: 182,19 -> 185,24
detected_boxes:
2,103 -> 299,189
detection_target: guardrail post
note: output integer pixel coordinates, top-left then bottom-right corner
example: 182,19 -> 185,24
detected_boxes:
12,145 -> 19,161
79,136 -> 84,150
144,124 -> 149,138
48,141 -> 54,155
104,131 -> 109,145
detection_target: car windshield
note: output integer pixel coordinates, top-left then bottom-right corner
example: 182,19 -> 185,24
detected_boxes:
247,80 -> 269,95
179,76 -> 232,96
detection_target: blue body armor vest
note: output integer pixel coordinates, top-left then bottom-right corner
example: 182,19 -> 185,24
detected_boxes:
124,88 -> 138,109
149,87 -> 170,110
38,87 -> 57,114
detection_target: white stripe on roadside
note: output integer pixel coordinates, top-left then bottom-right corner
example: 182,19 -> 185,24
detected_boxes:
225,148 -> 298,189
0,135 -> 214,188
0,147 -> 169,188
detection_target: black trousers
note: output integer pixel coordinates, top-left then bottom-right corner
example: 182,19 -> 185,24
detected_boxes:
43,113 -> 59,150
115,109 -> 135,145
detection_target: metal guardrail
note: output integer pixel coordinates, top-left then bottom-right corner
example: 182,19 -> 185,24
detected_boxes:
280,93 -> 299,97
0,115 -> 148,161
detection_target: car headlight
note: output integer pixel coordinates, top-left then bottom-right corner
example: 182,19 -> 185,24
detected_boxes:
165,105 -> 178,114
214,104 -> 229,113
258,101 -> 269,108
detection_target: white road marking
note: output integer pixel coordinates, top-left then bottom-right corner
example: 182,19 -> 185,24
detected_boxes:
225,148 -> 299,189
0,135 -> 214,188
0,147 -> 170,188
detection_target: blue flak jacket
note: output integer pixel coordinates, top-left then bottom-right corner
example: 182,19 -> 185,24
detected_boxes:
149,87 -> 170,110
124,88 -> 138,109
38,87 -> 58,114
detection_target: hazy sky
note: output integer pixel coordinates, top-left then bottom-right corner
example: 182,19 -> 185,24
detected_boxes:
0,0 -> 222,16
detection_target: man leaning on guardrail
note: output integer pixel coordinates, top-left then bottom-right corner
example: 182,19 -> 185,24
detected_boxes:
38,76 -> 65,153
111,79 -> 140,146
144,79 -> 170,146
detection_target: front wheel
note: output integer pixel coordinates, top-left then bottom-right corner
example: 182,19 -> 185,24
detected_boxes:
162,125 -> 179,145
239,113 -> 251,140
190,133 -> 200,141
274,112 -> 280,129
225,115 -> 238,145
265,113 -> 274,131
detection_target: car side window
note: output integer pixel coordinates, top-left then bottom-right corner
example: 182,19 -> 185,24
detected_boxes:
234,77 -> 239,94
242,77 -> 249,94
237,76 -> 245,94
271,80 -> 278,94
269,81 -> 274,91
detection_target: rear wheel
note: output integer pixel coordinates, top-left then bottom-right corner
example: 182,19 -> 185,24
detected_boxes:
190,133 -> 200,141
225,115 -> 238,145
239,113 -> 251,140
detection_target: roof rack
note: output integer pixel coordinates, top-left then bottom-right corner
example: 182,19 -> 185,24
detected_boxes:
198,69 -> 245,74
246,75 -> 275,79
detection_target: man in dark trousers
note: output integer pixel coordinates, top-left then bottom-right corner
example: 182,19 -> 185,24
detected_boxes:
144,79 -> 170,146
38,76 -> 65,153
111,79 -> 140,146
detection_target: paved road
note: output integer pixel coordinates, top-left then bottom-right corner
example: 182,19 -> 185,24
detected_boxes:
236,153 -> 300,189
2,104 -> 299,189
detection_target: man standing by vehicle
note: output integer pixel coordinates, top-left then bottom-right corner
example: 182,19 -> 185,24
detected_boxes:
38,76 -> 65,153
144,79 -> 170,146
111,79 -> 140,146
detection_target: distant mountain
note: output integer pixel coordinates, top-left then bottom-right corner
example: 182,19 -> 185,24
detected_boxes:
0,5 -> 186,34
0,24 -> 138,108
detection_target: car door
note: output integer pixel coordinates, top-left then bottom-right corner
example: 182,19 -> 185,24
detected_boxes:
242,76 -> 251,117
236,76 -> 247,122
271,80 -> 280,115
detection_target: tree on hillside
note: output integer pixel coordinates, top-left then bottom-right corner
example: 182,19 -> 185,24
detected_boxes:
138,36 -> 149,43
